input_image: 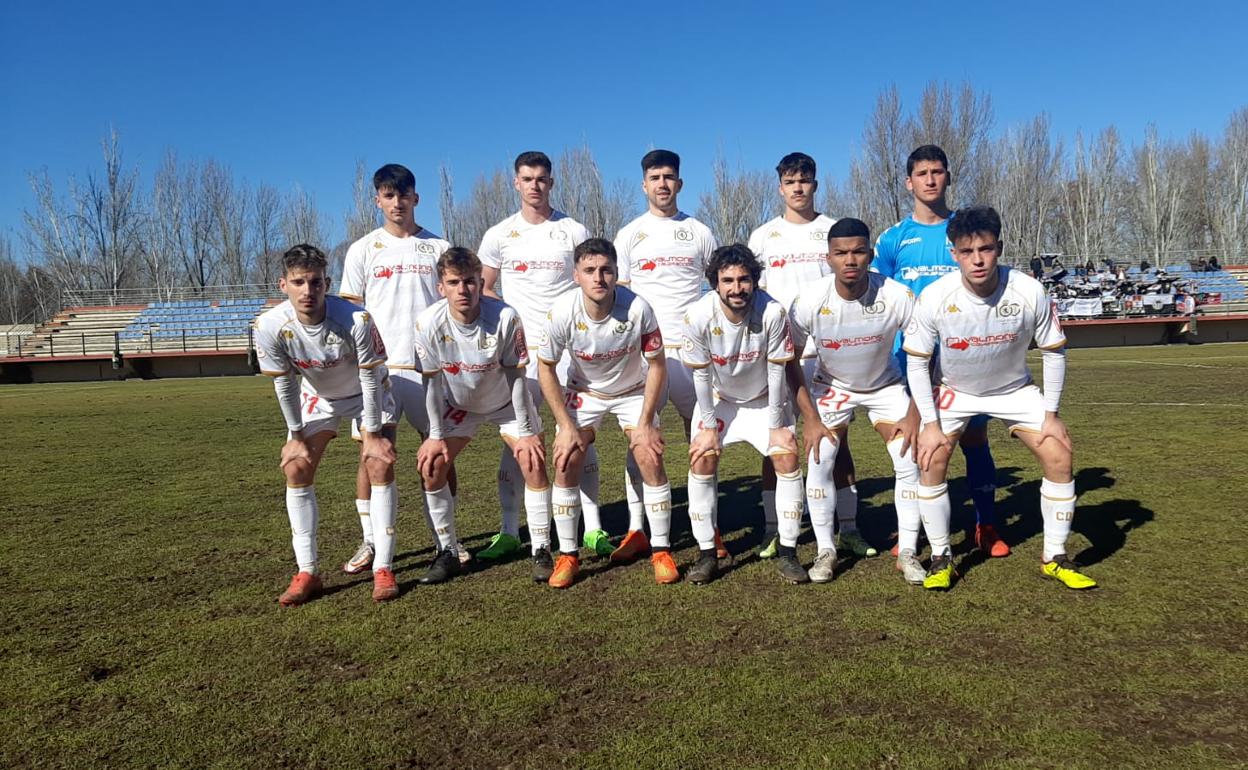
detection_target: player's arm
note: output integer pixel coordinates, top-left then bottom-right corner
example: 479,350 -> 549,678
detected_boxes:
482,265 -> 502,299
538,357 -> 583,474
339,242 -> 366,303
350,312 -> 396,463
478,230 -> 503,299
629,350 -> 667,467
902,302 -> 951,471
613,231 -> 631,285
1033,286 -> 1072,449
500,312 -> 544,472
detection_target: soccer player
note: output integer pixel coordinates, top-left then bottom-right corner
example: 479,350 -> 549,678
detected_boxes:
414,247 -> 553,584
788,218 -> 923,584
338,163 -> 464,573
255,244 -> 399,605
537,238 -> 676,587
614,149 -> 718,561
904,206 -> 1096,590
747,153 -> 871,560
874,145 -> 1009,557
682,244 -> 805,584
478,152 -> 609,560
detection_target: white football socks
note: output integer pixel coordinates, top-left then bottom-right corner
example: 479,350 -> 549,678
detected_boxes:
497,449 -> 522,537
370,483 -> 396,571
580,445 -> 602,533
806,438 -> 838,553
686,471 -> 718,550
286,485 -> 319,573
917,482 -> 952,556
355,498 -> 373,545
1040,478 -> 1077,561
775,469 -> 805,548
552,485 -> 582,554
888,437 -> 921,553
425,484 -> 457,551
643,482 -> 672,548
524,485 -> 551,552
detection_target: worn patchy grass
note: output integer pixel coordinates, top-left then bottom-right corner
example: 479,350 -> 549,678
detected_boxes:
2,343 -> 1246,768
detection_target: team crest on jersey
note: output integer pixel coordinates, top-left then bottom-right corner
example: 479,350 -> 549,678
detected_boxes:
417,242 -> 436,254
675,227 -> 694,242
642,330 -> 662,353
613,321 -> 633,334
863,300 -> 886,315
478,334 -> 498,350
811,230 -> 826,241
325,330 -> 342,346
549,230 -> 568,242
996,301 -> 1022,318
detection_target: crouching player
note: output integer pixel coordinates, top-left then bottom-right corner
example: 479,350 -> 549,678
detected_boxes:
537,238 -> 675,587
256,244 -> 399,606
682,244 -> 805,584
414,248 -> 553,584
788,218 -> 923,584
904,206 -> 1096,590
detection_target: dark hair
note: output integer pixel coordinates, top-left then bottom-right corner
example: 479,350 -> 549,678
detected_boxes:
946,206 -> 1002,244
776,152 -> 816,179
705,244 -> 762,286
514,151 -> 552,174
641,149 -> 680,175
282,243 -> 328,275
373,163 -> 415,194
437,246 -> 483,278
905,144 -> 949,176
827,218 -> 870,241
574,237 -> 617,265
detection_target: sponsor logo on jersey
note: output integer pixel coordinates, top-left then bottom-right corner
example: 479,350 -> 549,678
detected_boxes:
373,263 -> 433,279
900,265 -> 956,282
293,357 -> 343,370
512,261 -> 529,273
575,321 -> 588,332
768,230 -> 782,239
370,325 -> 386,355
514,327 -> 528,359
820,334 -> 884,350
281,329 -> 295,340
900,237 -> 923,247
996,301 -> 1021,318
510,259 -> 567,273
634,255 -> 695,272
442,360 -> 500,375
770,258 -> 786,268
710,350 -> 761,365
639,259 -> 657,271
696,417 -> 727,433
945,333 -> 1019,350
819,306 -> 832,316
573,346 -> 633,362
675,227 -> 694,242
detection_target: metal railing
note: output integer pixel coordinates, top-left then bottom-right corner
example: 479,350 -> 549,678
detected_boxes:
3,329 -> 255,359
62,284 -> 282,308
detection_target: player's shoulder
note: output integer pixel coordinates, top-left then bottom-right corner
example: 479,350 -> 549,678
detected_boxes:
549,286 -> 581,316
684,291 -> 717,326
326,294 -> 368,325
681,212 -> 715,238
256,301 -> 294,332
616,212 -> 647,239
793,274 -> 834,311
614,284 -> 649,313
482,294 -> 519,323
877,273 -> 916,301
414,298 -> 447,329
875,217 -> 908,246
550,211 -> 589,237
481,212 -> 521,240
1002,266 -> 1049,303
917,271 -> 963,305
347,227 -> 387,255
748,216 -> 783,245
414,227 -> 451,249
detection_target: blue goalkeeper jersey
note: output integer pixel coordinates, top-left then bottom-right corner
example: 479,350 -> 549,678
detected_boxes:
871,214 -> 957,357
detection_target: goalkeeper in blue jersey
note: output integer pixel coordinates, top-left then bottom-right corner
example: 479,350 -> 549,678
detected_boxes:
871,145 -> 1010,558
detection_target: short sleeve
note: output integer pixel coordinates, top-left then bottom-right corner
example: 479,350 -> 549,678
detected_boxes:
414,318 -> 439,375
1032,283 -> 1067,350
339,240 -> 367,301
787,294 -> 811,352
500,308 -> 529,369
872,228 -> 896,279
637,298 -> 663,359
570,220 -> 590,247
901,291 -> 936,358
478,226 -> 502,269
680,308 -> 710,368
538,309 -> 565,364
748,228 -> 766,288
614,227 -> 632,285
353,311 -> 387,370
255,322 -> 292,376
765,304 -> 794,363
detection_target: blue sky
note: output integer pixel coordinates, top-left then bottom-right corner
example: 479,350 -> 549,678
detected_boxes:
2,0 -> 1245,253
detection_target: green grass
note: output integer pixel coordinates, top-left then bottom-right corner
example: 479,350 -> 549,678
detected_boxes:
2,343 -> 1247,769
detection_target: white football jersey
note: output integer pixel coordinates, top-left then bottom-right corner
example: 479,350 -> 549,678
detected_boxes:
478,211 -> 589,338
539,286 -> 663,397
255,295 -> 387,399
789,273 -> 914,393
748,214 -> 836,310
615,211 -> 717,346
681,290 -> 793,404
414,296 -> 528,414
339,226 -> 449,367
904,267 -> 1066,396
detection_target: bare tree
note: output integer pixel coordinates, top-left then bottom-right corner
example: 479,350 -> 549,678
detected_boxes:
1131,125 -> 1189,265
252,183 -> 283,285
438,164 -> 514,249
695,152 -> 776,245
989,114 -> 1064,263
345,160 -> 381,244
908,82 -> 995,207
1210,107 -> 1248,260
202,160 -> 252,286
550,144 -> 635,238
857,85 -> 909,227
282,185 -> 326,250
0,236 -> 23,323
1059,127 -> 1125,262
147,151 -> 187,294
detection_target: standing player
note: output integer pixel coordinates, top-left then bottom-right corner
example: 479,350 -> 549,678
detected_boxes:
682,244 -> 805,584
338,163 -> 464,573
787,219 -> 923,584
747,153 -> 871,560
414,248 -> 553,584
537,238 -> 676,587
478,152 -> 609,560
614,149 -> 718,560
904,207 -> 1095,590
255,244 -> 399,605
873,145 -> 1009,557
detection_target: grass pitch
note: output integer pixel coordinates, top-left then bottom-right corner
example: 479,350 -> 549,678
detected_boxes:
2,343 -> 1247,769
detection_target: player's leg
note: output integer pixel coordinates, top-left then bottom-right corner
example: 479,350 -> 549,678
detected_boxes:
549,428 -> 590,589
770,437 -> 809,585
961,416 -> 1009,556
418,435 -> 472,585
916,393 -> 966,591
630,434 -> 676,585
758,457 -> 779,557
502,425 -> 554,584
805,427 -> 842,582
362,422 -> 400,601
343,452 -> 375,574
278,423 -> 337,606
1009,410 -> 1095,589
833,432 -> 874,557
399,369 -> 470,566
876,421 -> 924,585
667,357 -> 725,557
685,437 -> 721,585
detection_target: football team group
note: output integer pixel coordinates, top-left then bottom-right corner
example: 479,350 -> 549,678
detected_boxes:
256,144 -> 1097,607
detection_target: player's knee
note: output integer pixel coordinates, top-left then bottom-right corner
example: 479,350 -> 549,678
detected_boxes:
690,455 -> 718,477
283,459 -> 316,486
364,455 -> 394,483
887,438 -> 920,484
771,452 -> 798,475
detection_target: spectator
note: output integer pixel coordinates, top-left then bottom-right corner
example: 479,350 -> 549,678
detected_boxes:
1209,255 -> 1221,272
1030,255 -> 1044,279
1140,258 -> 1151,271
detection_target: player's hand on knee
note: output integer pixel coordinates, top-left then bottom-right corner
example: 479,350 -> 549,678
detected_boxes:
899,402 -> 920,460
512,435 -> 546,475
362,433 -> 396,467
631,424 -> 666,466
280,438 -> 313,470
769,428 -> 797,457
802,421 -> 837,464
417,438 -> 449,479
552,430 -> 586,474
687,427 -> 719,465
917,422 -> 953,472
1038,413 -> 1073,453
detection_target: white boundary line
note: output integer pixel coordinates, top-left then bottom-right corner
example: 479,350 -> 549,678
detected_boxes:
1069,401 -> 1247,408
